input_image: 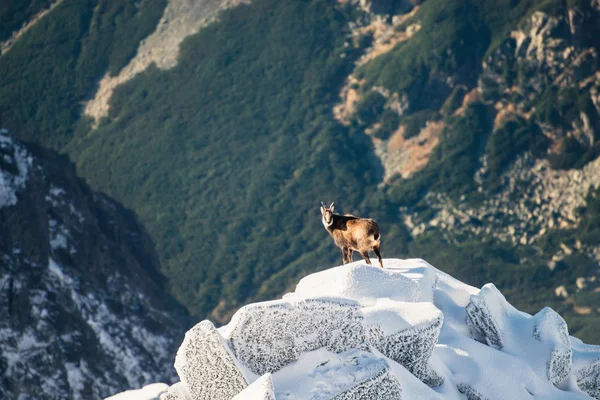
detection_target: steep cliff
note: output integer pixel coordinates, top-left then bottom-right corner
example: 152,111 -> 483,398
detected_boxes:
0,132 -> 189,399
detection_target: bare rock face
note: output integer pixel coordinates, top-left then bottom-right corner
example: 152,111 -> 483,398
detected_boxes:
532,307 -> 572,386
232,374 -> 275,400
174,320 -> 248,400
466,284 -> 506,350
331,362 -> 403,400
365,301 -> 444,386
227,297 -> 367,375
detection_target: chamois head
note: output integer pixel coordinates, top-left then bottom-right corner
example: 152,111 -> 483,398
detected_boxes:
320,201 -> 335,227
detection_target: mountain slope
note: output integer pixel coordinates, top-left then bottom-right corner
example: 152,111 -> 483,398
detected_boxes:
0,0 -> 599,344
0,132 -> 189,399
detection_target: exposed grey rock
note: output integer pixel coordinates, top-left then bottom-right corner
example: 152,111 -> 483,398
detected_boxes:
174,320 -> 248,400
331,361 -> 402,400
532,307 -> 572,386
160,382 -> 192,400
227,297 -> 367,375
466,284 -> 506,350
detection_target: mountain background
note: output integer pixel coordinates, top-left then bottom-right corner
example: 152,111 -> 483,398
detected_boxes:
1,0 -> 600,393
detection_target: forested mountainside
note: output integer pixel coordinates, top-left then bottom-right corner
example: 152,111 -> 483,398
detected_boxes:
0,132 -> 189,398
1,0 -> 599,344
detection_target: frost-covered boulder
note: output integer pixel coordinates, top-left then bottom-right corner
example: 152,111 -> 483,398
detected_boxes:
174,320 -> 248,400
364,300 -> 443,386
159,382 -> 192,400
226,297 -> 367,375
532,307 -> 572,386
232,374 -> 275,400
466,284 -> 507,349
571,338 -> 600,399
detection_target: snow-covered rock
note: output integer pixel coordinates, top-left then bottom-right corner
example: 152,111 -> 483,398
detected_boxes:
159,258 -> 597,399
466,283 -> 507,349
232,374 -> 275,400
571,338 -> 600,399
159,382 -> 192,400
532,307 -> 573,386
226,297 -> 367,375
365,300 -> 444,386
465,283 -> 577,387
175,321 -> 248,400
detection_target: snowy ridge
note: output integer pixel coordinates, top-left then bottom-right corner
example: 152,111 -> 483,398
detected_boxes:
120,258 -> 600,400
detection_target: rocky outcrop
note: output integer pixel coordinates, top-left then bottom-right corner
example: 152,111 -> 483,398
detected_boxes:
465,283 -> 577,388
227,297 -> 367,375
466,284 -> 507,350
365,301 -> 443,386
175,321 -> 248,400
0,132 -> 188,400
153,259 -> 598,400
532,308 -> 573,386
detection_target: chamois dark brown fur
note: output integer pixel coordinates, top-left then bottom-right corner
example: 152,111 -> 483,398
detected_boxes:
320,202 -> 383,268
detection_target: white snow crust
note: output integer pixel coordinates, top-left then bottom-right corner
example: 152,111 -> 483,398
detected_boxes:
233,373 -> 275,400
105,383 -> 169,400
158,258 -> 599,400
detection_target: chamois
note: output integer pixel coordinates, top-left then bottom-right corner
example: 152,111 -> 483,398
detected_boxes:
320,202 -> 383,268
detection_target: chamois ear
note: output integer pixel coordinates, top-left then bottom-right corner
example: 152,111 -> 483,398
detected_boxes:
320,201 -> 326,213
330,202 -> 334,212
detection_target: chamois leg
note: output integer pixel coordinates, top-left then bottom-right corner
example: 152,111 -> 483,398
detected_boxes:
373,245 -> 383,268
341,247 -> 350,264
360,251 -> 372,265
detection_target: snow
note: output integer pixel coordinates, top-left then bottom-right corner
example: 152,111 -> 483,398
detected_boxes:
104,383 -> 169,400
233,373 -> 275,400
363,299 -> 442,335
290,263 -> 420,305
154,258 -> 599,399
